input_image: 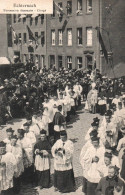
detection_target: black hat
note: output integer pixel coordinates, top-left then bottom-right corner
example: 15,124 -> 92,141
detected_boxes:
105,110 -> 112,116
91,136 -> 100,142
111,103 -> 116,108
0,141 -> 6,147
60,92 -> 63,96
60,130 -> 67,136
93,117 -> 100,122
91,122 -> 98,127
104,152 -> 112,159
6,128 -> 14,133
89,130 -> 98,137
58,105 -> 62,111
11,135 -> 18,140
40,129 -> 46,135
105,141 -> 113,150
17,129 -> 25,134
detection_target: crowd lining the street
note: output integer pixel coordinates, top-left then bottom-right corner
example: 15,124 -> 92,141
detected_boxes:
0,64 -> 125,195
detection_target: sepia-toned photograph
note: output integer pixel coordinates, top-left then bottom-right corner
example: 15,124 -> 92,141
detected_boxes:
0,0 -> 125,194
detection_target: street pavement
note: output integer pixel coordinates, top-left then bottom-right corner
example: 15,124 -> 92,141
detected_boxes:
0,103 -> 103,195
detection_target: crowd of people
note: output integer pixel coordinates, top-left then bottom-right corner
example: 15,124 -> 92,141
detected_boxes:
0,64 -> 125,194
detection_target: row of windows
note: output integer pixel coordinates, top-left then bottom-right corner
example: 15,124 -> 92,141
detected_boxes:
13,27 -> 93,47
13,0 -> 93,23
50,56 -> 83,69
52,0 -> 92,17
49,55 -> 93,70
51,27 -> 93,46
23,54 -> 84,69
13,14 -> 44,24
14,32 -> 45,45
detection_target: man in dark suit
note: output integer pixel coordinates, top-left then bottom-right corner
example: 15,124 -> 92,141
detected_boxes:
96,166 -> 125,195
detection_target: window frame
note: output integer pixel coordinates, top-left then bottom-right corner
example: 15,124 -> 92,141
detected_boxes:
67,28 -> 72,46
58,29 -> 63,46
86,0 -> 92,13
51,30 -> 56,46
23,33 -> 27,44
67,1 -> 72,16
67,56 -> 72,69
41,14 -> 44,24
18,33 -> 22,44
18,14 -> 21,22
41,31 -> 45,45
77,57 -> 82,68
52,2 -> 55,17
86,27 -> 93,46
58,56 -> 63,67
77,28 -> 83,46
77,0 -> 82,11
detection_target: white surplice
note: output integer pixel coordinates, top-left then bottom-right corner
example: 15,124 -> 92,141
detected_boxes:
52,139 -> 74,171
81,145 -> 105,183
0,152 -> 17,192
17,137 -> 33,168
6,144 -> 24,177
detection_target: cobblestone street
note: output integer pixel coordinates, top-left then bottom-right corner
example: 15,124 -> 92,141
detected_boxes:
0,103 -> 102,195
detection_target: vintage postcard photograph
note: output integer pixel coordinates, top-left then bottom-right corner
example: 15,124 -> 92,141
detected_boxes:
0,0 -> 125,195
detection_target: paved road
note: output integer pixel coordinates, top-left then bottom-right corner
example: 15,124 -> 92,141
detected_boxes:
0,103 -> 102,195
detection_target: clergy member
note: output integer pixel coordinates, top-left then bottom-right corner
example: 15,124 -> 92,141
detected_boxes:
34,129 -> 51,190
52,130 -> 75,193
0,141 -> 17,194
3,127 -> 14,144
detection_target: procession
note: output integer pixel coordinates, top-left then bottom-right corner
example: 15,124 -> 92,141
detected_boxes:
0,1 -> 125,194
0,63 -> 125,195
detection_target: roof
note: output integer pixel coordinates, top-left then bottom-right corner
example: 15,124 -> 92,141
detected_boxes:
0,57 -> 10,65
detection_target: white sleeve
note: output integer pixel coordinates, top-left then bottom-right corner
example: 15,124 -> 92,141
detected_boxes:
51,141 -> 58,158
30,133 -> 36,145
80,85 -> 83,93
117,139 -> 122,151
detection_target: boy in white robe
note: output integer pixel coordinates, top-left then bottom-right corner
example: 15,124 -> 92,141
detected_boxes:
81,137 -> 105,195
0,141 -> 17,195
17,129 -> 34,184
23,122 -> 36,148
8,135 -> 24,194
73,81 -> 83,106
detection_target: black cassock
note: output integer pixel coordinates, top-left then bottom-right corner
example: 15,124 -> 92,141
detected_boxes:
34,139 -> 51,188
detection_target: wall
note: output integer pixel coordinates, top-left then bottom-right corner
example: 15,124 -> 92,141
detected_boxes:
101,0 -> 125,74
46,0 -> 101,70
0,15 -> 8,57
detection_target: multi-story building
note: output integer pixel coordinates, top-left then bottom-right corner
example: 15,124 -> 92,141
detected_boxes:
11,0 -> 125,74
0,15 -> 8,57
12,14 -> 46,68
